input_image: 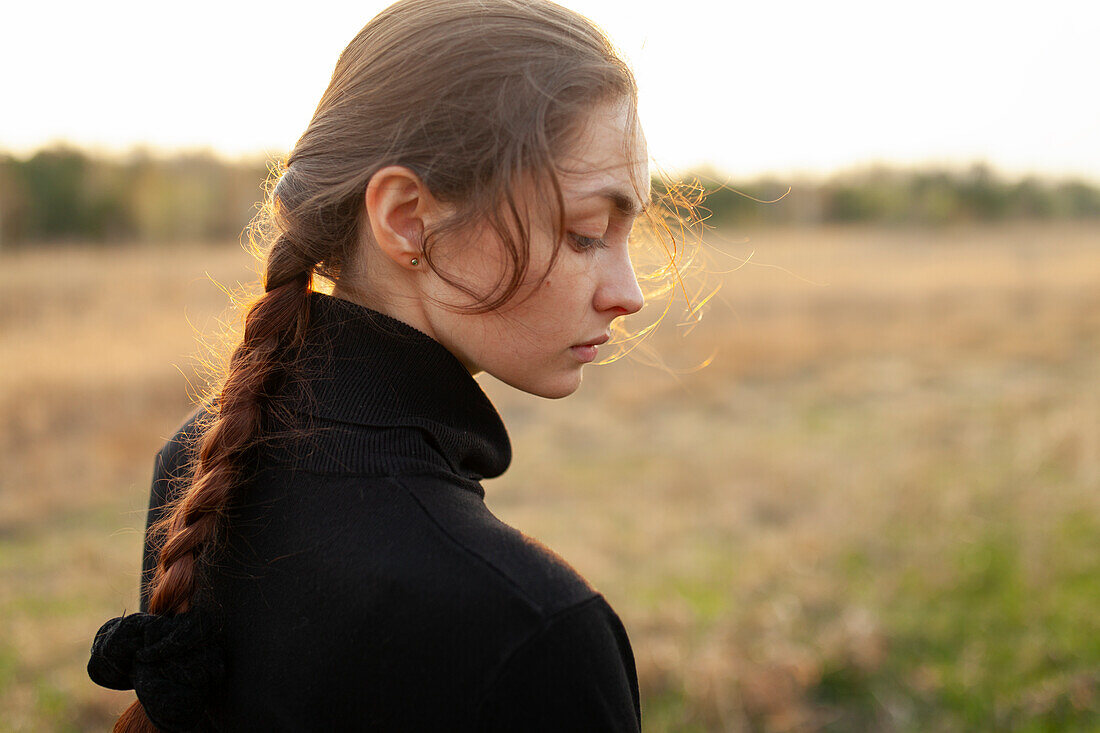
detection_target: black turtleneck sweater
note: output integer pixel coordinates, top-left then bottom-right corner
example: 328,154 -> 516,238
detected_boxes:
139,292 -> 641,731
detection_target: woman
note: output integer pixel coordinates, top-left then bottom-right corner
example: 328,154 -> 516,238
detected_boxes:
89,0 -> 665,729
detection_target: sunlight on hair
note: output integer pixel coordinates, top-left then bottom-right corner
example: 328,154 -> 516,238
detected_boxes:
186,164 -> 285,403
598,168 -> 820,375
598,170 -> 716,371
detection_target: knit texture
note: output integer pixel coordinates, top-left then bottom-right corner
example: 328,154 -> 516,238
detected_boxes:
132,292 -> 641,731
89,610 -> 224,732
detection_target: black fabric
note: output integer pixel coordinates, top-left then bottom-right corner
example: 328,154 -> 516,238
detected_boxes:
88,610 -> 225,732
133,292 -> 642,731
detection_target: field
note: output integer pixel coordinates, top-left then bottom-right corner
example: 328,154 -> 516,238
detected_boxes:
2,223 -> 1098,731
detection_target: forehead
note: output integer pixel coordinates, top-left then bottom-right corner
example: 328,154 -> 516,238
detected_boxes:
554,102 -> 650,212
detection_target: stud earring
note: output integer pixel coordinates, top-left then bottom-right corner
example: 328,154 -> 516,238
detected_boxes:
410,258 -> 420,266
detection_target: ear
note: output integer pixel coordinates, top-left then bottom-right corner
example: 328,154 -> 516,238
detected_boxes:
363,166 -> 444,270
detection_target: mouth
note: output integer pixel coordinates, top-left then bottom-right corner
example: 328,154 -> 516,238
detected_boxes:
570,334 -> 610,364
576,334 -> 610,348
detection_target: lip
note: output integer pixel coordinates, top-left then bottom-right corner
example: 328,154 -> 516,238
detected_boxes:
570,334 -> 610,364
575,334 -> 610,348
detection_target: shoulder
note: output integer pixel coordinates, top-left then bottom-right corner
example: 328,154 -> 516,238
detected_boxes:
146,403 -> 211,515
155,404 -> 209,481
393,472 -> 599,618
140,403 -> 211,610
475,593 -> 641,732
387,473 -> 641,728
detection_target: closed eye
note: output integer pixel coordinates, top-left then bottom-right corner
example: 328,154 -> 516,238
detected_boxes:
569,232 -> 608,251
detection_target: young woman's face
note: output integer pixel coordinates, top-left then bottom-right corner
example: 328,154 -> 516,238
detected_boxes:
423,101 -> 648,399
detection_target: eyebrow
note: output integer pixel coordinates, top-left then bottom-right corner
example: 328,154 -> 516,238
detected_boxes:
588,186 -> 650,217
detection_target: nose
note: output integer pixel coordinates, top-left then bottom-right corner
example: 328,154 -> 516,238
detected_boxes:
594,244 -> 645,317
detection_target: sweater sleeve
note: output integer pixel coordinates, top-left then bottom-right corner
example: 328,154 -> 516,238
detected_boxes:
476,594 -> 641,732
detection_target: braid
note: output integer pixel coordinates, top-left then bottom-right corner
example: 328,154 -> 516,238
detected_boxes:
114,236 -> 314,732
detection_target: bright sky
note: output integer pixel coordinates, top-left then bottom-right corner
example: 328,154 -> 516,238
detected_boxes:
3,0 -> 1098,181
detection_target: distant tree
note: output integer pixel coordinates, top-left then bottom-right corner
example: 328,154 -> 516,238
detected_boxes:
1055,180 -> 1100,218
21,147 -> 91,238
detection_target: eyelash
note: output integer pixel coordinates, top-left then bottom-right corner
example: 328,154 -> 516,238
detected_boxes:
569,232 -> 608,251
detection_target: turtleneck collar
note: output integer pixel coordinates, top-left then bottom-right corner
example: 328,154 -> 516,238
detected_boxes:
287,292 -> 511,482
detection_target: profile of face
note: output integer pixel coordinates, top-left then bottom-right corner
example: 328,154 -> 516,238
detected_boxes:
347,100 -> 648,399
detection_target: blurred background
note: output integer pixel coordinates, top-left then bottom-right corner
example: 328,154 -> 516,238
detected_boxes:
2,1 -> 1097,730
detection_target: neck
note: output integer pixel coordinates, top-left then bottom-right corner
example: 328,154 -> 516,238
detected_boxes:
283,292 -> 511,481
331,276 -> 482,377
332,268 -> 436,339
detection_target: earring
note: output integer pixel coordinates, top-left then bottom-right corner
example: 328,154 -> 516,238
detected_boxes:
410,258 -> 420,266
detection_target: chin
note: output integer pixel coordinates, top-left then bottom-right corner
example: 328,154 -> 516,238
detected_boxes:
502,369 -> 583,400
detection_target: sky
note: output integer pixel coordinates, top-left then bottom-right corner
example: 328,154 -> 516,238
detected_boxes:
3,0 -> 1098,181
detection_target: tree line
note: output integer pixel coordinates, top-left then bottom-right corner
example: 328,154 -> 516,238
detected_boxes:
2,146 -> 1098,248
686,163 -> 1100,228
0,147 -> 269,248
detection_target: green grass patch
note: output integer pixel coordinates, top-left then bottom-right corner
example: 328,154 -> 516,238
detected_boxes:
827,512 -> 1100,730
641,686 -> 710,733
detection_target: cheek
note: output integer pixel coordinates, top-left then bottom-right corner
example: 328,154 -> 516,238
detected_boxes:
543,259 -> 600,310
532,278 -> 581,333
429,228 -> 516,307
489,280 -> 572,357
540,280 -> 565,330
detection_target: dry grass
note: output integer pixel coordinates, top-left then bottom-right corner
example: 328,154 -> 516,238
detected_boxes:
2,223 -> 1098,730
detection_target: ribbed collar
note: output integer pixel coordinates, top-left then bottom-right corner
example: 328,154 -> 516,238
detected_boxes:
289,292 -> 511,481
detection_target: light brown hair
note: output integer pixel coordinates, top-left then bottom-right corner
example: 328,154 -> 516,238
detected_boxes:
115,0 -> 653,729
